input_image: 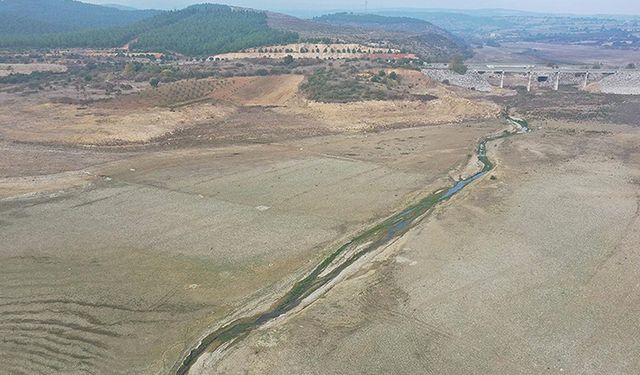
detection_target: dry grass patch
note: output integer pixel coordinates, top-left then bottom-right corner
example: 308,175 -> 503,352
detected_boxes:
0,63 -> 67,77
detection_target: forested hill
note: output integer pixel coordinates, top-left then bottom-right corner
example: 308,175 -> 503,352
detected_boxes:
287,12 -> 471,60
131,5 -> 298,55
314,13 -> 450,35
314,12 -> 453,37
0,3 -> 299,56
0,0 -> 160,34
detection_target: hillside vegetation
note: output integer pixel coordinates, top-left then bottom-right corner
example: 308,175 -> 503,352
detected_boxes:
133,5 -> 298,55
271,12 -> 470,61
303,68 -> 387,102
314,13 -> 447,34
0,1 -> 467,60
0,3 -> 298,56
0,0 -> 159,34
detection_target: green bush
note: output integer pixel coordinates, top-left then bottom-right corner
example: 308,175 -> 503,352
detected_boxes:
302,68 -> 390,103
449,55 -> 468,75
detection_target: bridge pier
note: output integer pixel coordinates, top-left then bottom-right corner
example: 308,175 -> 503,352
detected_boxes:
423,64 -> 620,93
583,71 -> 589,89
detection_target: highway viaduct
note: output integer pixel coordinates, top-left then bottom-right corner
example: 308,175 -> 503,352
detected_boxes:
424,63 -> 623,91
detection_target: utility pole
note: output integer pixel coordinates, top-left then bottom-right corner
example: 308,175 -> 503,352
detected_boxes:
365,0 -> 368,12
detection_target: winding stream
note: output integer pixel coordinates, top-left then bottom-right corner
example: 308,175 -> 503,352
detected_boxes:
174,117 -> 529,375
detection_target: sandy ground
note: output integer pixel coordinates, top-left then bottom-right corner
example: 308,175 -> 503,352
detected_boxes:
0,73 -> 498,146
0,119 -> 501,374
0,92 -> 237,145
207,120 -> 640,374
278,91 -> 498,132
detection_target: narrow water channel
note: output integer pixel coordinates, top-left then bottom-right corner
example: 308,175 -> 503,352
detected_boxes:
174,117 -> 529,375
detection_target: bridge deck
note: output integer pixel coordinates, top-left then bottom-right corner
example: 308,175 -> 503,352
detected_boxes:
424,63 -> 625,75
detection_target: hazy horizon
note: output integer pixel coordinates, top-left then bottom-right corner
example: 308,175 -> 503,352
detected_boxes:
86,0 -> 640,16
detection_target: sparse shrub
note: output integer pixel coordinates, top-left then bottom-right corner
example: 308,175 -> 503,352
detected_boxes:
302,68 -> 392,103
449,55 -> 468,75
283,55 -> 294,65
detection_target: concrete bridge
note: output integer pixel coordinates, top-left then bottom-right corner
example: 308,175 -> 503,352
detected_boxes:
424,63 -> 626,92
470,64 -> 620,91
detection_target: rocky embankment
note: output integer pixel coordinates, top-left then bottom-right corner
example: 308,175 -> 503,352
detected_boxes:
422,69 -> 493,92
594,71 -> 640,95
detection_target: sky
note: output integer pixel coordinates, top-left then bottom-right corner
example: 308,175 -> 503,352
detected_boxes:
86,0 -> 640,16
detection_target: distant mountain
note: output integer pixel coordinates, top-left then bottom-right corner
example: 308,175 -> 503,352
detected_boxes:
0,12 -> 66,35
369,8 -> 557,18
0,3 -> 298,56
0,0 -> 160,34
101,3 -> 140,11
0,2 -> 467,60
314,13 -> 448,34
128,4 -> 298,55
296,12 -> 471,59
371,10 -> 513,33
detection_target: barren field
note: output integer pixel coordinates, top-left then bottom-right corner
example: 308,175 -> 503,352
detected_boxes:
5,54 -> 638,375
0,106 -> 501,373
207,119 -> 640,374
0,72 -> 497,146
